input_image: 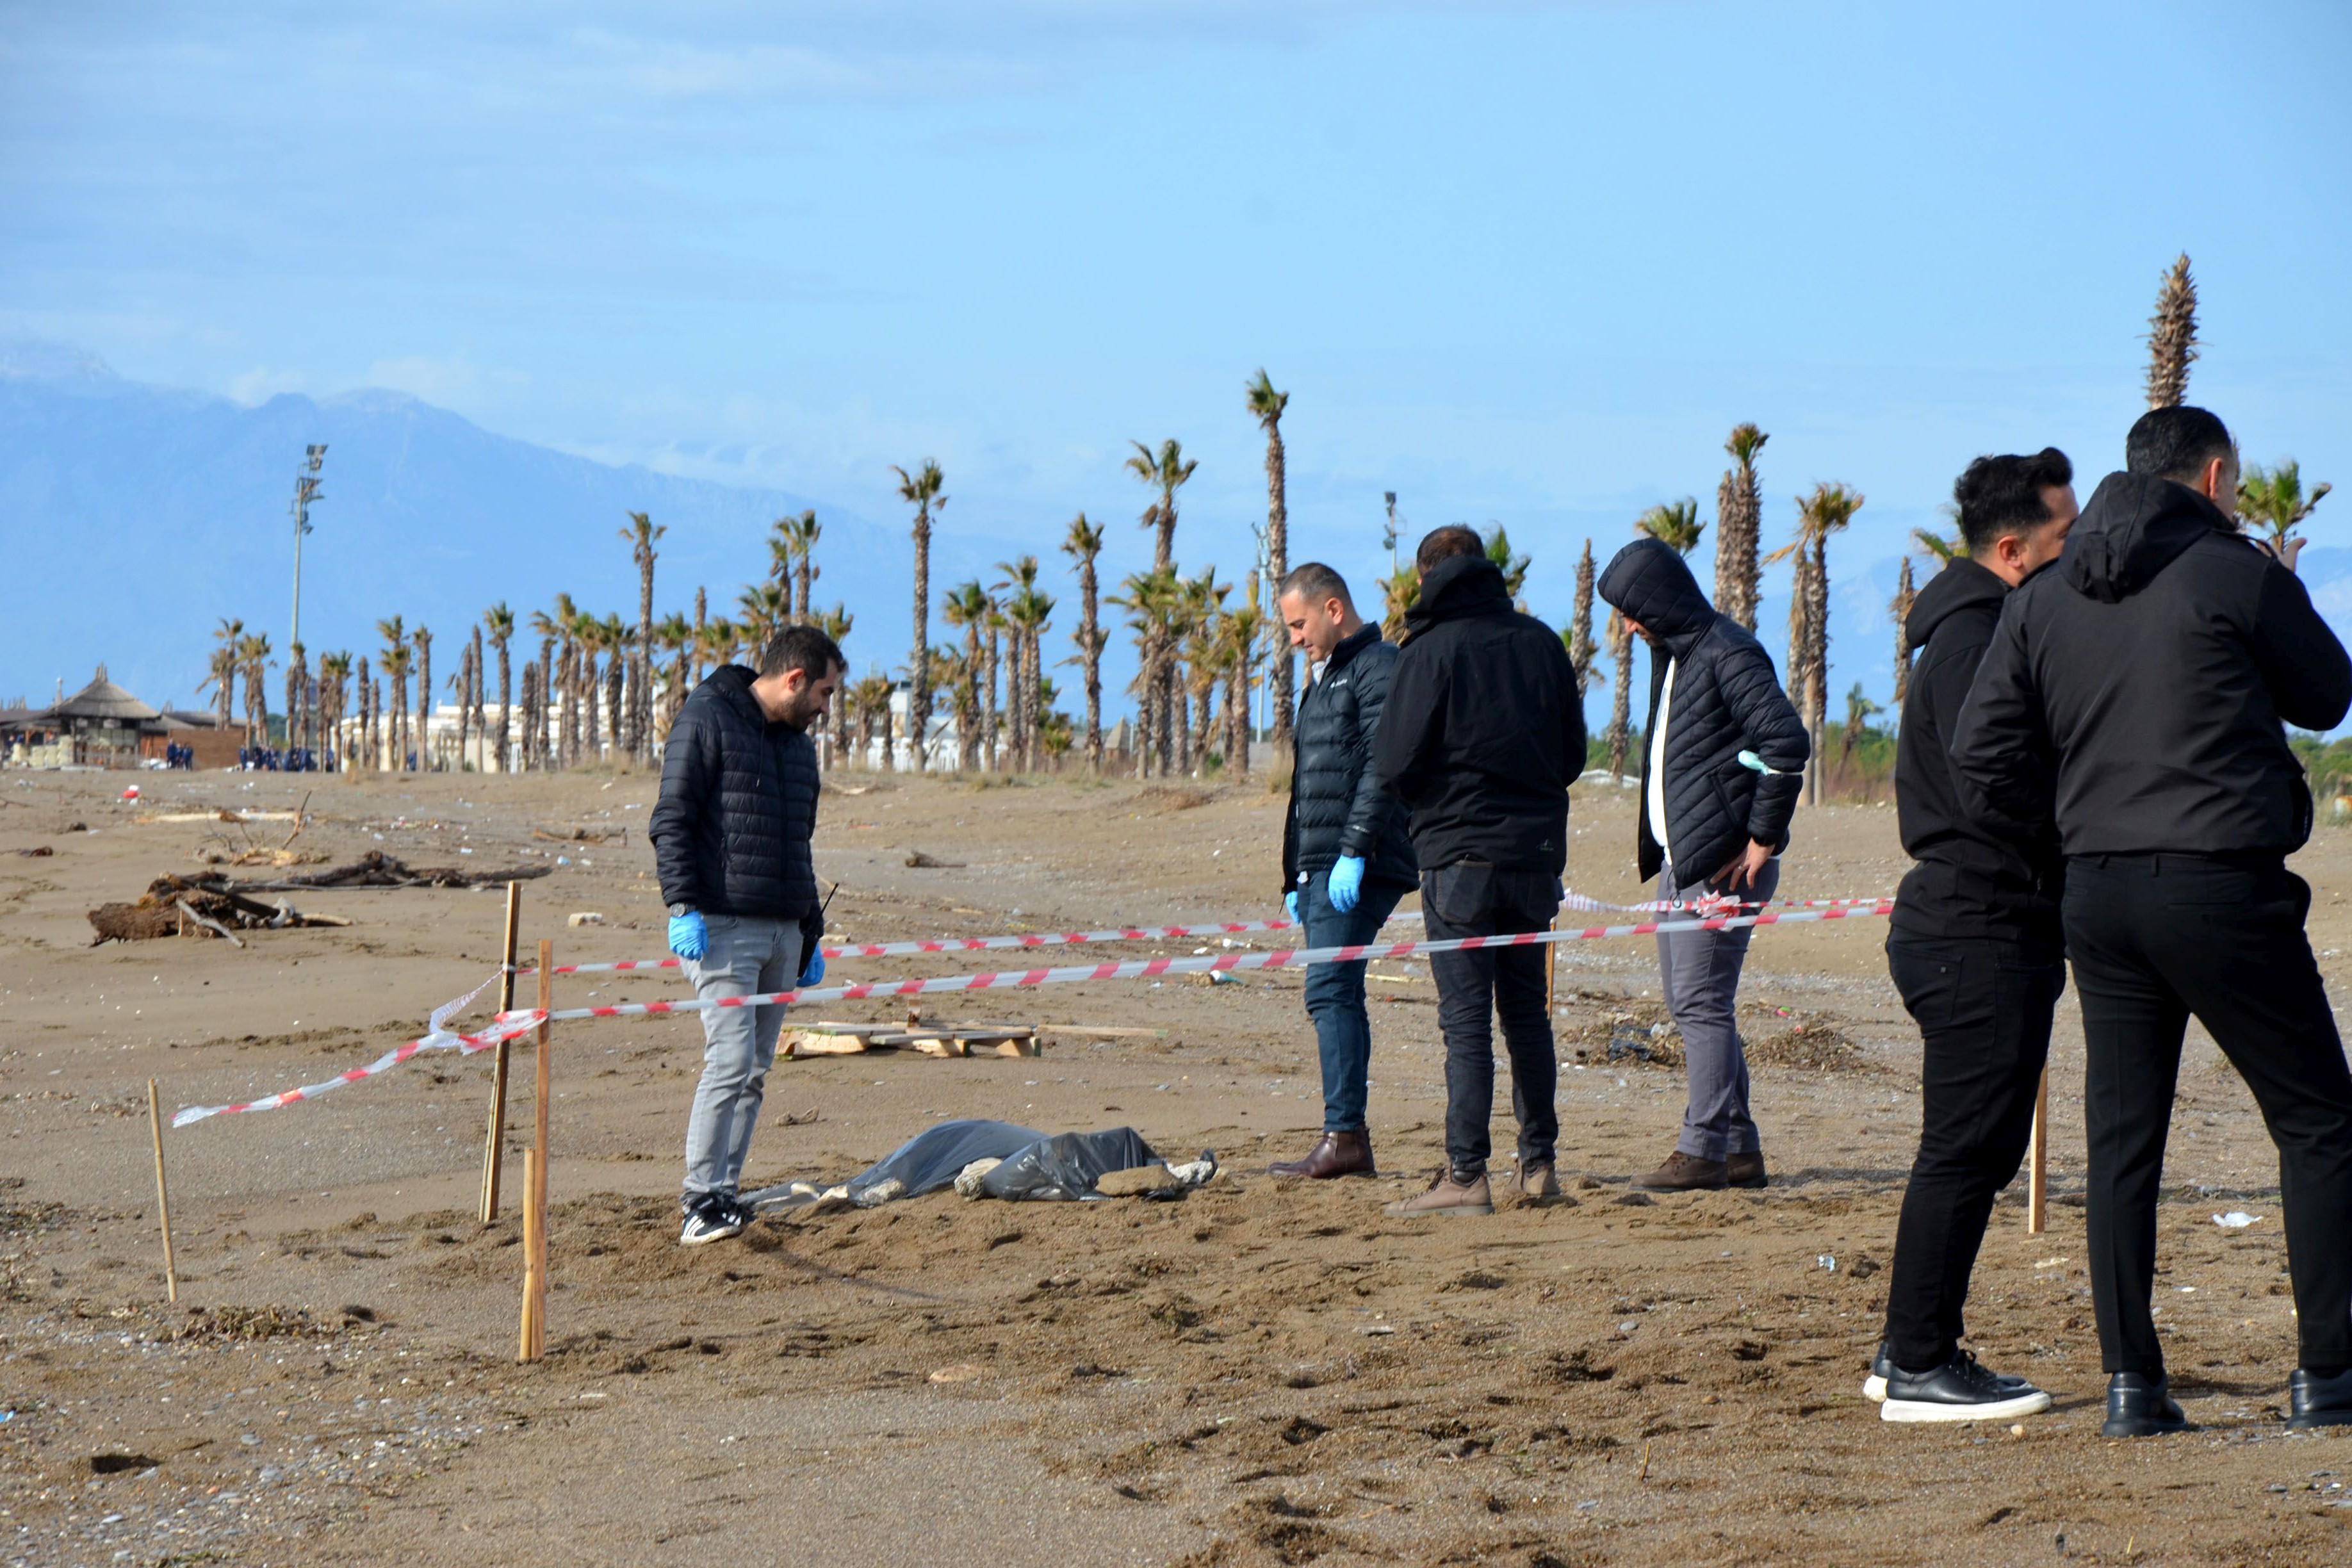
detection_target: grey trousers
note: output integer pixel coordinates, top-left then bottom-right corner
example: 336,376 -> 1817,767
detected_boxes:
682,914 -> 804,1200
1656,856 -> 1779,1161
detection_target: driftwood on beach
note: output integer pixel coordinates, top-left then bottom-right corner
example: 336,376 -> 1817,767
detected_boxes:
86,854 -> 550,943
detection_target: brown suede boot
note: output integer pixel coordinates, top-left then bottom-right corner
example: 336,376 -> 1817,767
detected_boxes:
1726,1150 -> 1769,1189
1269,1130 -> 1375,1179
1631,1150 -> 1729,1191
1508,1162 -> 1562,1206
1384,1170 -> 1494,1217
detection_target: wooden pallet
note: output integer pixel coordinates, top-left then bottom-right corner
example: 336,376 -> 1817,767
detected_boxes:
783,1021 -> 1041,1059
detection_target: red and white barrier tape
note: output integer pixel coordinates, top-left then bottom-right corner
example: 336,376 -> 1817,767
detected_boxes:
527,894 -> 1891,975
500,901 -> 1895,1025
174,899 -> 1896,1129
172,973 -> 537,1128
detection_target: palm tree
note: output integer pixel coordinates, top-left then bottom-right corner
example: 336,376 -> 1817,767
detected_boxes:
1485,526 -> 1533,600
1006,572 -> 1057,774
516,660 -> 539,772
1109,566 -> 1180,778
1911,526 -> 1963,567
1715,424 -> 1768,630
356,655 -> 374,767
892,459 -> 946,774
654,612 -> 694,735
847,670 -> 892,769
450,635 -> 473,769
781,510 -> 821,621
411,625 -> 434,771
621,511 -> 663,762
238,632 -> 274,750
2239,460 -> 2332,555
200,617 -> 242,733
316,651 -> 352,768
1838,682 -> 1884,772
1769,482 -> 1866,804
942,580 -> 990,772
1126,437 -> 1196,572
1246,370 -> 1295,758
527,603 -> 566,769
377,617 -> 410,769
983,592 -> 1006,771
1179,568 -> 1230,773
766,517 -> 796,598
994,557 -> 1042,769
483,603 -> 515,772
599,612 -> 627,756
1219,576 -> 1265,778
2146,252 -> 2198,410
573,612 -> 601,762
691,585 -> 709,685
1568,540 -> 1597,697
1061,513 -> 1108,772
1636,499 -> 1705,557
1604,608 -> 1634,781
1892,557 -> 1916,707
737,582 -> 789,655
816,604 -> 856,767
284,641 -> 309,756
1378,564 -> 1419,642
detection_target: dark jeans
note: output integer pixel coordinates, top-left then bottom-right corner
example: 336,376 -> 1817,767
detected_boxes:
2064,853 -> 2352,1378
1882,933 -> 2066,1370
1300,867 -> 1407,1133
1423,862 -> 1560,1180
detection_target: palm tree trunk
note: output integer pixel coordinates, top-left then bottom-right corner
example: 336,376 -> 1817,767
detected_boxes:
1079,566 -> 1103,773
1570,542 -> 1597,696
909,512 -> 930,774
1264,424 -> 1294,761
414,633 -> 432,772
879,685 -> 896,774
1806,537 -> 1831,805
637,555 -> 656,764
983,625 -> 1002,772
1605,613 -> 1634,781
1893,557 -> 1916,708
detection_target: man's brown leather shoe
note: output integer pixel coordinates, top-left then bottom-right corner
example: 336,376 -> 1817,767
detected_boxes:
1269,1130 -> 1375,1179
1631,1150 -> 1729,1191
1726,1150 -> 1768,1189
1384,1170 -> 1494,1217
1508,1162 -> 1562,1205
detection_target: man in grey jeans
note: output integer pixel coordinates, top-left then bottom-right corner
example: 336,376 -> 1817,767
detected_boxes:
649,625 -> 844,1245
1598,538 -> 1808,1191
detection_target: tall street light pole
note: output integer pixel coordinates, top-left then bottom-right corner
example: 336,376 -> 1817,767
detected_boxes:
290,444 -> 326,649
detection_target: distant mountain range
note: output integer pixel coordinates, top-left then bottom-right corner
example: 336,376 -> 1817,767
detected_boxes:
0,341 -> 1000,712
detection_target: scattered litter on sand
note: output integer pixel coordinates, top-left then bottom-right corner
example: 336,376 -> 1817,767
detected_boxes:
86,874 -> 351,945
746,1118 -> 1214,1212
2213,1210 -> 2262,1228
904,850 -> 967,868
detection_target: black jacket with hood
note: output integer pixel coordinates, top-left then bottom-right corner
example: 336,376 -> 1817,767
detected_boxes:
1597,538 -> 1809,885
1371,553 -> 1586,876
649,664 -> 824,943
1280,623 -> 1417,897
1891,557 -> 2061,947
1951,473 -> 2351,859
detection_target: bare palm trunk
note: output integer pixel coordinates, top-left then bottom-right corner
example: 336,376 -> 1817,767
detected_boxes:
606,656 -> 625,764
1804,537 -> 1830,806
636,554 -> 656,764
1078,564 -> 1104,772
983,625 -> 1002,772
1892,557 -> 1916,707
1605,612 -> 1634,781
909,514 -> 931,774
1264,423 -> 1293,760
413,632 -> 432,772
879,687 -> 896,774
1570,541 -> 1597,696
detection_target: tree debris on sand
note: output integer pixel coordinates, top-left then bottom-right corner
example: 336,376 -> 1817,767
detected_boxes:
86,874 -> 348,944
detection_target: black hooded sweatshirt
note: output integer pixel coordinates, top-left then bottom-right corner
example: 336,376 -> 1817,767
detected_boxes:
1371,553 -> 1586,875
1952,472 -> 2351,859
1597,538 -> 1809,884
1891,557 -> 2061,947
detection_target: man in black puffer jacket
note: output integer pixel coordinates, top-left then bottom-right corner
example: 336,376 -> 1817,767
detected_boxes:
1270,563 -> 1416,1180
1953,406 -> 2352,1437
1597,537 -> 1807,1193
1869,448 -> 2074,1426
650,625 -> 844,1246
1373,527 -> 1586,1216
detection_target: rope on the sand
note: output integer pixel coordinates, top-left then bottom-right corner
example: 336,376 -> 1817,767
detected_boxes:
502,901 -> 1895,1024
173,900 -> 1896,1129
526,894 -> 1892,974
171,972 -> 537,1128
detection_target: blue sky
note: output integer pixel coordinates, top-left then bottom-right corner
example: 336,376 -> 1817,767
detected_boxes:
5,0 -> 2350,717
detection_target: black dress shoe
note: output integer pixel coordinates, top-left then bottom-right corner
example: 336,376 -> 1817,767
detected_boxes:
2289,1366 -> 2352,1430
1881,1352 -> 2052,1423
2102,1371 -> 2185,1437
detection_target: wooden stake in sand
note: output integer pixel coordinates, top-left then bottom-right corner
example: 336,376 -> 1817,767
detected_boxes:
479,881 -> 523,1223
2027,1062 -> 2050,1236
518,938 -> 553,1362
146,1079 -> 178,1304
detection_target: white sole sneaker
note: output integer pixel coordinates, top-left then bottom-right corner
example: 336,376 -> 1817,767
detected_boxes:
1863,1373 -> 1888,1403
1881,1386 -> 2053,1423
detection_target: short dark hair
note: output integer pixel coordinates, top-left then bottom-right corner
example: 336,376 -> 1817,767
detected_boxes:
1953,447 -> 2073,557
759,625 -> 845,681
1277,561 -> 1352,608
1414,525 -> 1483,576
2125,405 -> 2234,484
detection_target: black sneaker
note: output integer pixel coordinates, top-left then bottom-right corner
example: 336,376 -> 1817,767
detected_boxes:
2289,1367 -> 2352,1430
678,1193 -> 744,1246
721,1192 -> 760,1230
2101,1371 -> 2185,1438
1863,1339 -> 2035,1403
1881,1351 -> 2053,1423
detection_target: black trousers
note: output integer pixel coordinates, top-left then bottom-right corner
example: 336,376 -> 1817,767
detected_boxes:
2064,853 -> 2352,1378
1423,862 -> 1559,1179
1882,933 -> 2065,1370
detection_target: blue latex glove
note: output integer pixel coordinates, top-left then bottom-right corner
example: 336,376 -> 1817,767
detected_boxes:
667,911 -> 707,961
1328,855 -> 1366,913
797,949 -> 826,988
1284,890 -> 1300,922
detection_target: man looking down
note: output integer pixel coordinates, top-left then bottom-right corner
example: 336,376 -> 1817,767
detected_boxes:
1372,526 -> 1585,1216
1870,448 -> 2075,1424
649,625 -> 844,1247
1270,563 -> 1417,1180
1953,406 -> 2352,1435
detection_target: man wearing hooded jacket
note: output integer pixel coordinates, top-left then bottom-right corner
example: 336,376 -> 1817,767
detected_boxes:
1372,527 -> 1585,1216
1866,449 -> 2076,1425
1597,538 -> 1808,1193
1953,406 -> 2352,1436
